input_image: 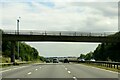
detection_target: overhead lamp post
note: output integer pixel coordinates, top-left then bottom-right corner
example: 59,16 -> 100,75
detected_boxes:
17,17 -> 21,59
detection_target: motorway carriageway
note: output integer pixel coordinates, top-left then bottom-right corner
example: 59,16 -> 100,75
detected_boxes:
0,63 -> 119,80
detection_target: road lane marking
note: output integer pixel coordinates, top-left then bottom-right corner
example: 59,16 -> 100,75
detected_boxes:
65,68 -> 67,70
35,69 -> 38,71
90,66 -> 118,74
0,69 -> 12,73
13,66 -> 28,70
76,64 -> 118,74
0,66 -> 29,73
68,71 -> 71,74
27,72 -> 32,75
73,77 -> 77,80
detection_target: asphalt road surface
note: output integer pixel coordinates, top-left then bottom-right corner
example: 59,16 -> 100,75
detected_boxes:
0,63 -> 119,80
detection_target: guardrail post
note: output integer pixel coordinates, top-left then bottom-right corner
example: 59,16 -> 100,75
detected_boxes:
109,63 -> 111,68
111,64 -> 112,68
104,63 -> 105,67
117,65 -> 119,69
101,63 -> 103,66
114,64 -> 115,68
106,63 -> 108,67
109,63 -> 110,68
104,63 -> 106,67
107,63 -> 108,67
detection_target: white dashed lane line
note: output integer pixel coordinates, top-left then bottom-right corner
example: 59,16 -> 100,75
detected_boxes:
27,66 -> 42,75
68,71 -> 71,74
65,68 -> 67,70
27,72 -> 32,75
64,66 -> 77,80
73,77 -> 77,80
64,66 -> 71,74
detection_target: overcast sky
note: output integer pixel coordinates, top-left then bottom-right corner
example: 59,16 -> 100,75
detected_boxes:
0,0 -> 119,57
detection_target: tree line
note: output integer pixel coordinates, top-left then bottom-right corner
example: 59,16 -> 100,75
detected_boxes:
79,32 -> 120,62
2,41 -> 45,62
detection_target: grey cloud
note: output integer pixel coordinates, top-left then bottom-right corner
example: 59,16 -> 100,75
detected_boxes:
1,2 -> 118,32
70,2 -> 118,17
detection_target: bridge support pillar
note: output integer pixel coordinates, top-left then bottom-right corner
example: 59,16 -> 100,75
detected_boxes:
11,41 -> 15,63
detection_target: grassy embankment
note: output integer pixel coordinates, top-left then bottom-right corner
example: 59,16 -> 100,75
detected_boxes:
0,56 -> 44,68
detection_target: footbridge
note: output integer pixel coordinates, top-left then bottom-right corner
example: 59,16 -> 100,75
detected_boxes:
2,30 -> 120,43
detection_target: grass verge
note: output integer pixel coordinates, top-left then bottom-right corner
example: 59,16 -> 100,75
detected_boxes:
79,63 -> 119,72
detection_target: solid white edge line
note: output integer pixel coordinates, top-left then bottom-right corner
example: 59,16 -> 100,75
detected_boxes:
65,68 -> 67,70
0,66 -> 29,73
75,64 -> 118,74
0,69 -> 12,73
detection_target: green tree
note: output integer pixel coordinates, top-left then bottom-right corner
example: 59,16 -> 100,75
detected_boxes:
84,52 -> 93,60
93,32 -> 120,61
79,54 -> 86,59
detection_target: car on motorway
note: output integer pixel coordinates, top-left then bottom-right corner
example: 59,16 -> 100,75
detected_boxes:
64,58 -> 69,63
46,59 -> 51,63
90,59 -> 96,61
78,59 -> 85,61
53,58 -> 59,63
